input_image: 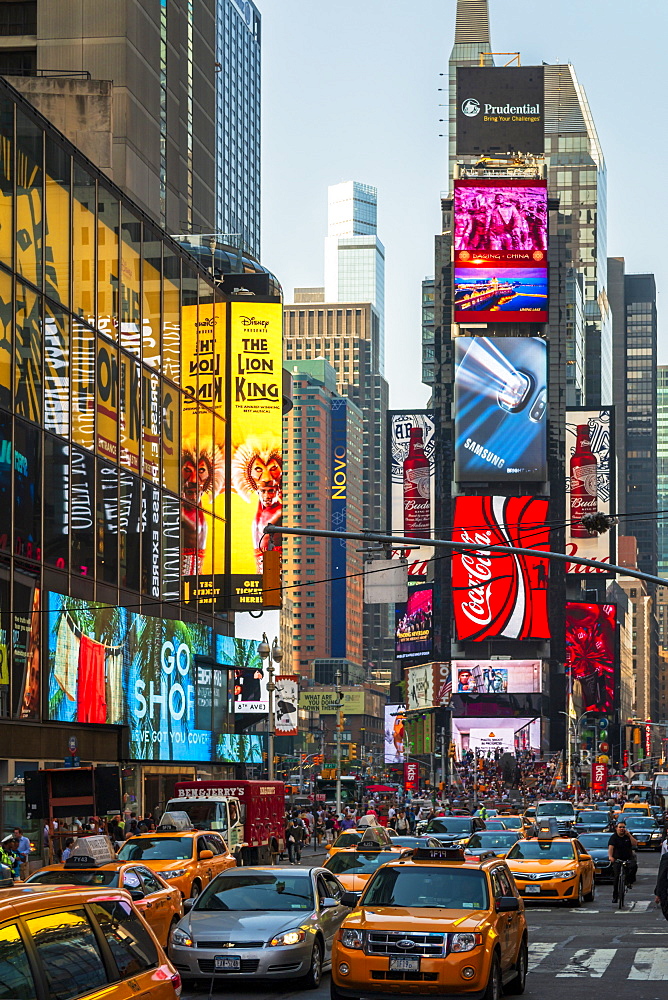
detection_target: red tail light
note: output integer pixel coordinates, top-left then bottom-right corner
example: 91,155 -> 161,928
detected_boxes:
171,971 -> 182,996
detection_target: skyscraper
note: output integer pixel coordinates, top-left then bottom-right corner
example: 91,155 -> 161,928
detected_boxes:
281,360 -> 363,676
215,0 -> 261,256
658,366 -> 668,578
324,182 -> 385,374
0,0 -> 261,250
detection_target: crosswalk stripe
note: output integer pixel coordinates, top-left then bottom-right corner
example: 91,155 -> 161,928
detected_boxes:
632,900 -> 651,913
528,942 -> 556,970
555,949 -> 616,978
629,948 -> 668,980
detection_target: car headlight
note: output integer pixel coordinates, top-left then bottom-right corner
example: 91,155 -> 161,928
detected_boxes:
553,871 -> 576,879
269,929 -> 306,947
451,933 -> 482,953
172,927 -> 193,948
340,928 -> 365,950
651,833 -> 661,839
162,869 -> 188,879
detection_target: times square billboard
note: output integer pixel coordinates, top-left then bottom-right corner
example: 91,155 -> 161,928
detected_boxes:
456,66 -> 545,156
566,409 -> 614,573
452,496 -> 550,642
454,337 -> 547,482
388,411 -> 436,578
452,660 -> 542,694
565,603 -> 617,715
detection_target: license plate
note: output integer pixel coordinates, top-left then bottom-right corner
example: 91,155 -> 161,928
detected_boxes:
524,885 -> 541,894
215,956 -> 241,971
389,956 -> 420,972
594,868 -> 601,874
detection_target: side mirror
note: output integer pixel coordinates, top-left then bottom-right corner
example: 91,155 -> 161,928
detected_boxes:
496,896 -> 520,913
341,891 -> 361,908
580,853 -> 592,861
199,849 -> 214,860
183,898 -> 195,913
128,888 -> 145,902
320,896 -> 338,909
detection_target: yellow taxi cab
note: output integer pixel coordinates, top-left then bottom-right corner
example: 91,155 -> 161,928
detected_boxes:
621,802 -> 652,816
0,882 -> 182,998
505,820 -> 596,906
324,833 -> 412,893
498,814 -> 532,836
117,812 -> 237,900
25,835 -> 183,948
327,827 -> 395,857
331,845 -> 528,1000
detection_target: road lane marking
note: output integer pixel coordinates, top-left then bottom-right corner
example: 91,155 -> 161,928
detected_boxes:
528,942 -> 556,970
629,948 -> 668,980
631,900 -> 651,912
556,949 -> 615,977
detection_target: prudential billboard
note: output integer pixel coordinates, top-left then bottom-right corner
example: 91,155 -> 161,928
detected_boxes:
456,66 -> 545,156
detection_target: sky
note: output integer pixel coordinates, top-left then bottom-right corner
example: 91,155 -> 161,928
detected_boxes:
259,0 -> 667,410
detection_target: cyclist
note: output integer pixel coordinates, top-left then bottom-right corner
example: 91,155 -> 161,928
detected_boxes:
608,819 -> 638,902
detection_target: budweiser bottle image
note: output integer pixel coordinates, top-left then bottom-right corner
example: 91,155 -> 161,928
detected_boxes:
570,424 -> 597,537
403,427 -> 431,538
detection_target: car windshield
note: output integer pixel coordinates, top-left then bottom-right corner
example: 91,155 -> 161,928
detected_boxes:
27,870 -> 119,887
577,812 -> 605,822
623,818 -> 656,830
507,841 -> 575,861
468,834 -> 517,850
195,873 -> 314,912
536,803 -> 575,818
333,833 -> 361,848
391,837 -> 432,848
425,819 -> 471,835
362,867 -> 488,910
325,851 -> 397,875
117,836 -> 192,861
578,834 -> 612,850
500,817 -> 522,829
164,802 -> 220,831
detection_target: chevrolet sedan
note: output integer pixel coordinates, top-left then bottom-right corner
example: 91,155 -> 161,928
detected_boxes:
169,866 -> 350,989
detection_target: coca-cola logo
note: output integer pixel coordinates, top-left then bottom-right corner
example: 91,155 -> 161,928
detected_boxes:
458,531 -> 493,626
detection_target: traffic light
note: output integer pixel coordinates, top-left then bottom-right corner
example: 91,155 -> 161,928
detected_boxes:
349,744 -> 357,759
313,754 -> 324,765
598,717 -> 609,743
449,743 -> 457,758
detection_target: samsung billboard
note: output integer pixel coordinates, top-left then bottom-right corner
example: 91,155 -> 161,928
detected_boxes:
456,66 -> 545,156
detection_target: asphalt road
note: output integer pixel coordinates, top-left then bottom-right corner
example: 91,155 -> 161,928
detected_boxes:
181,850 -> 668,1000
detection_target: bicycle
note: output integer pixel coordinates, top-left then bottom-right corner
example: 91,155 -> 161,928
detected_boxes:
614,860 -> 629,909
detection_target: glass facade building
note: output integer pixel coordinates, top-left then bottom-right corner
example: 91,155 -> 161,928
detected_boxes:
216,0 -> 261,258
658,366 -> 668,579
0,78 -> 282,808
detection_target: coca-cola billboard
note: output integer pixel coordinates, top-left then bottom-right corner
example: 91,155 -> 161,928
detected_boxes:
565,409 -> 614,573
452,496 -> 550,641
566,603 -> 616,714
388,411 -> 436,579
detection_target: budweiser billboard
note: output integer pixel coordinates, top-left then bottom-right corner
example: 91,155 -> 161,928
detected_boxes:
388,411 -> 436,578
565,603 -> 616,714
404,761 -> 419,791
591,761 -> 608,794
452,496 -> 550,641
405,662 -> 452,711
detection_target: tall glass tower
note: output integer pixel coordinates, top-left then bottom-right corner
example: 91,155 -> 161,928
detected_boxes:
658,366 -> 668,578
216,0 -> 261,257
324,182 -> 385,374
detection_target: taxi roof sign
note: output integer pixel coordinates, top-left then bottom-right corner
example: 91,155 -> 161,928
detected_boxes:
63,835 -> 116,869
157,810 -> 194,833
536,818 -> 560,840
413,847 -> 466,861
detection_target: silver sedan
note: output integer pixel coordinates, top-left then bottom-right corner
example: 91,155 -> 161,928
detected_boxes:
169,865 -> 350,989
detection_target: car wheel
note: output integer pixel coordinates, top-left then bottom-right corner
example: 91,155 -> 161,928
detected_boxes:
301,939 -> 323,989
584,877 -> 596,903
505,940 -> 528,995
167,917 -> 179,951
570,879 -> 584,907
483,954 -> 501,1000
189,879 -> 202,900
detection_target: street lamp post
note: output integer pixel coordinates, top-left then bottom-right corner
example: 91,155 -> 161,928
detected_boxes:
258,633 -> 283,781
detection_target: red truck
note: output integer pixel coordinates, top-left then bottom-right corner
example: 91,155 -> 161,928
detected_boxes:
165,780 -> 285,865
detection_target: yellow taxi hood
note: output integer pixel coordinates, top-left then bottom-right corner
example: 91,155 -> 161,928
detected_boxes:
347,906 -> 488,933
337,873 -> 375,893
139,858 -> 192,873
507,858 -> 576,872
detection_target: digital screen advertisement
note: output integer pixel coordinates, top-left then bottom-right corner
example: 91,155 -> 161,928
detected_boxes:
454,336 -> 547,481
565,602 -> 617,715
47,592 -> 262,763
456,66 -> 545,156
565,409 -> 614,573
216,635 -> 267,714
388,411 -> 436,578
452,495 -> 551,642
395,585 -> 433,661
405,662 -> 452,711
384,704 -> 406,764
229,302 -> 283,610
454,180 -> 547,262
452,717 -> 541,753
452,660 -> 542,694
454,265 -> 548,324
